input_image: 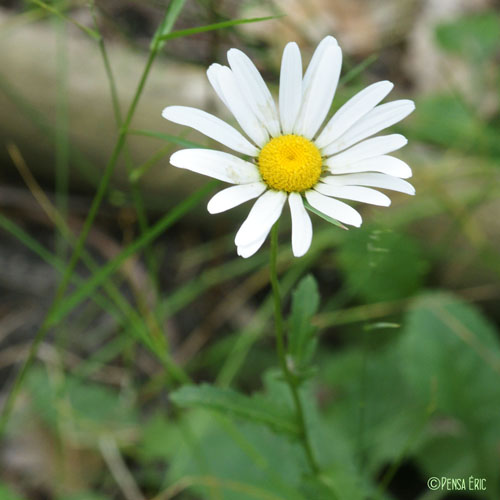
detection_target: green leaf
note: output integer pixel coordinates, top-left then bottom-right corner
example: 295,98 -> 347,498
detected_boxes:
303,199 -> 347,229
288,275 -> 320,372
320,347 -> 423,476
408,95 -> 500,156
337,228 -> 427,303
149,376 -> 366,500
170,384 -> 299,436
143,409 -> 306,500
138,413 -> 175,462
26,368 -> 137,443
435,12 -> 500,61
299,477 -> 339,500
399,292 -> 500,424
301,467 -> 374,500
158,15 -> 282,42
399,293 -> 500,487
151,0 -> 187,50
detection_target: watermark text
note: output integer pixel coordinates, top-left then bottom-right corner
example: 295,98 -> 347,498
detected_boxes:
427,476 -> 486,491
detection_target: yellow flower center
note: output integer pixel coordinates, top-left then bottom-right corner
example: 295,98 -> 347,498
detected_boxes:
257,135 -> 323,192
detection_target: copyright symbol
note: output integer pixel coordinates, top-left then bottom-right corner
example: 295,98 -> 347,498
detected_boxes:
427,477 -> 440,490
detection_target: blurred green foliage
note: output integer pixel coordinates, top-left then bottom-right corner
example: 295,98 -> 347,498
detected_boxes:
338,228 -> 427,303
0,2 -> 499,500
8,291 -> 497,499
435,12 -> 500,61
0,483 -> 24,500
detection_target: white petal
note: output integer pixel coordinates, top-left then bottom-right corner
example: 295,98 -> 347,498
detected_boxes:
235,190 -> 287,247
314,183 -> 391,206
322,100 -> 415,155
206,63 -> 229,107
237,230 -> 269,258
294,43 -> 342,139
302,36 -> 338,93
325,134 -> 407,165
323,173 -> 415,195
227,49 -> 280,137
162,106 -> 259,156
207,182 -> 267,214
305,190 -> 362,227
206,64 -> 269,147
289,193 -> 313,257
279,42 -> 303,134
315,81 -> 394,149
170,149 -> 260,184
328,155 -> 412,179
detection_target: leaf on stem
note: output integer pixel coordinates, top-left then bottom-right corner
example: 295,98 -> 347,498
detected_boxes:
170,384 -> 300,437
288,275 -> 320,377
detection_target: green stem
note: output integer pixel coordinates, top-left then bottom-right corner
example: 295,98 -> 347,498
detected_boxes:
269,223 -> 319,475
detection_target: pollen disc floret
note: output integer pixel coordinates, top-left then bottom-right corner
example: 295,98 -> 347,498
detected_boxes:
258,135 -> 322,192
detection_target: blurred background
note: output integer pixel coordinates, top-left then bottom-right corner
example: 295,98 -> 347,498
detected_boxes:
1,0 -> 500,499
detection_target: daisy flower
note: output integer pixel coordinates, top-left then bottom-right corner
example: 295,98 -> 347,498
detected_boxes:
162,36 -> 415,258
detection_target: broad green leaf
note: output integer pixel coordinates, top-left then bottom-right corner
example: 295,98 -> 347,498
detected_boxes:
299,477 -> 339,500
138,413 -> 175,462
170,384 -> 299,436
399,293 -> 500,489
305,466 -> 375,500
262,373 -> 375,498
288,275 -> 320,372
435,12 -> 500,61
337,228 -> 427,303
138,410 -> 306,500
399,292 -> 500,421
320,347 -> 423,475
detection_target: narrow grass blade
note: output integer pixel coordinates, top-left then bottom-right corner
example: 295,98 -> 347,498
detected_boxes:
158,15 -> 283,42
339,53 -> 378,86
29,0 -> 101,40
129,129 -> 204,149
151,0 -> 187,50
303,199 -> 348,230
